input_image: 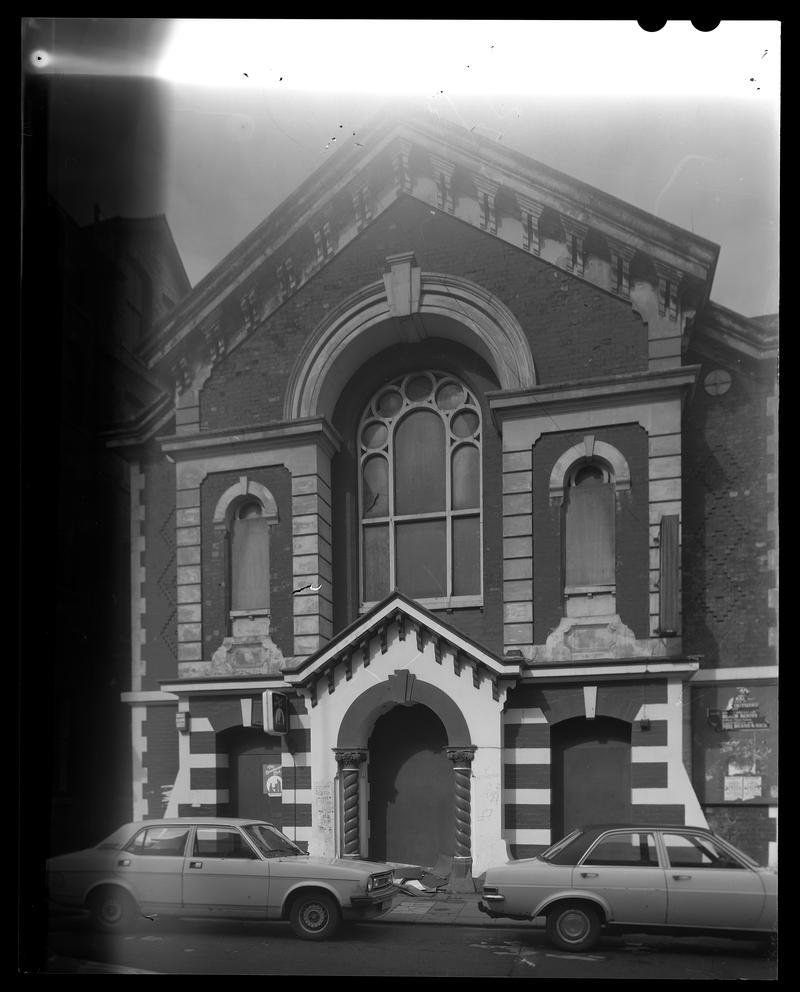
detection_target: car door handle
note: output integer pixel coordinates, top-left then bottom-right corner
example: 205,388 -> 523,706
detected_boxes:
117,858 -> 131,867
672,874 -> 692,880
189,861 -> 203,869
580,872 -> 599,878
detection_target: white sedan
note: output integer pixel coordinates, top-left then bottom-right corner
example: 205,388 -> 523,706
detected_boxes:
478,824 -> 777,952
46,818 -> 397,940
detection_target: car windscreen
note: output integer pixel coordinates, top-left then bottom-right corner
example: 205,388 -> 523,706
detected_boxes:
537,828 -> 586,864
711,835 -> 762,870
243,823 -> 305,857
95,825 -> 138,849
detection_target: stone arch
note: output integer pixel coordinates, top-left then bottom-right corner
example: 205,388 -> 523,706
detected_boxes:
284,273 -> 537,421
212,478 -> 279,525
549,437 -> 631,503
336,677 -> 472,749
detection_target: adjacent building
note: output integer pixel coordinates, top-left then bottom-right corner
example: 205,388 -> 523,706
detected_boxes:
104,110 -> 778,876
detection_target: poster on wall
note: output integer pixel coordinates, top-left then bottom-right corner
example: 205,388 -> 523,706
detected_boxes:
262,763 -> 283,797
692,683 -> 777,804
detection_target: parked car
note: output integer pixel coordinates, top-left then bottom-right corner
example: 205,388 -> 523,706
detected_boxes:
46,818 -> 397,940
478,824 -> 777,952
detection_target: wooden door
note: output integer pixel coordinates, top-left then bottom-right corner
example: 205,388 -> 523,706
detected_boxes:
551,716 -> 631,841
225,728 -> 283,828
367,704 -> 452,866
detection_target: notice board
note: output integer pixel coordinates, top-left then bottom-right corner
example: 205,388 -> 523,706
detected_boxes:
691,683 -> 777,804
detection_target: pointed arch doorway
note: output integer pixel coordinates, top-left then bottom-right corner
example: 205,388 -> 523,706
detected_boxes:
367,704 -> 452,866
550,716 -> 632,840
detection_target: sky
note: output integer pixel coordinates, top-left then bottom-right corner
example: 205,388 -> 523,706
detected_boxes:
24,18 -> 780,318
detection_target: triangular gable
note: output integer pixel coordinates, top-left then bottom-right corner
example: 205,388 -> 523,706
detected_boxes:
130,108 -> 729,433
284,591 -> 521,699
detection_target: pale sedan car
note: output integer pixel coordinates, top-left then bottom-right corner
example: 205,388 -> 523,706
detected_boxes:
46,818 -> 397,940
478,824 -> 777,953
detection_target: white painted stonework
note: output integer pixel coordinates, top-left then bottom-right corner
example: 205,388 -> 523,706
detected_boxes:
301,624 -> 511,874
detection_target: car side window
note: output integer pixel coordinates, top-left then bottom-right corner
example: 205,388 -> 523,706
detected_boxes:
663,832 -> 745,870
582,831 -> 658,867
193,827 -> 258,859
125,826 -> 190,857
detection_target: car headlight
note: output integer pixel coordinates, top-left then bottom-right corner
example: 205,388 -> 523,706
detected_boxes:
366,871 -> 394,892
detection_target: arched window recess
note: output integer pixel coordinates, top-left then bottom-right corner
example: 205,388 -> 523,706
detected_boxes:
548,437 -> 631,615
358,371 -> 483,610
563,459 -> 616,598
213,479 -> 278,623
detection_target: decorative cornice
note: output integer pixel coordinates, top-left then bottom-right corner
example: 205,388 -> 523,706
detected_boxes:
518,658 -> 700,683
487,366 -> 701,428
158,676 -> 291,695
158,416 -> 342,462
692,302 -> 779,364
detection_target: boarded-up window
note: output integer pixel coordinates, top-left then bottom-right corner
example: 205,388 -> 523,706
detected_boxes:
565,466 -> 615,587
231,501 -> 270,611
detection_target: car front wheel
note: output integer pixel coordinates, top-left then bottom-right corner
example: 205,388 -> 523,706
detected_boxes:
546,901 -> 601,952
289,891 -> 341,941
88,886 -> 136,932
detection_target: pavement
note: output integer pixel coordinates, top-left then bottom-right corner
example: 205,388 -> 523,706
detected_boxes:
377,884 -> 534,928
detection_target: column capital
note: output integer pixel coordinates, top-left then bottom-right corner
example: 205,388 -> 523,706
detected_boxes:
445,746 -> 477,766
333,748 -> 367,768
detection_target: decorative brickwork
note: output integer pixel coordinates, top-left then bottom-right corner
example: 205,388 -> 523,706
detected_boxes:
682,357 -> 776,668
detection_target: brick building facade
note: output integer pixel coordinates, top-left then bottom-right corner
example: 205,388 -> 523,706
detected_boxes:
108,111 -> 777,874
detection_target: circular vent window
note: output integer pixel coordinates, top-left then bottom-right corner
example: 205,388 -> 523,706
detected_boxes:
703,369 -> 732,396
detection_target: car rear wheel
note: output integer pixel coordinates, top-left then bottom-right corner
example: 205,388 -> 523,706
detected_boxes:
290,891 -> 341,941
88,886 -> 136,932
546,901 -> 601,952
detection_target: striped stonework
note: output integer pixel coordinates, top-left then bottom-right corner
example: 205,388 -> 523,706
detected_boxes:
175,715 -> 229,813
648,428 -> 683,637
291,468 -> 333,658
128,462 -> 148,820
130,704 -> 149,821
170,695 -> 312,837
502,446 -> 533,658
630,679 -> 706,826
768,806 -> 778,867
281,696 -> 313,850
129,462 -> 147,689
766,390 -> 778,655
176,479 -> 203,666
502,700 -> 551,858
160,421 -> 341,675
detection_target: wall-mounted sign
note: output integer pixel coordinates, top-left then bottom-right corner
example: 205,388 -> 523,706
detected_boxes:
263,763 -> 282,797
263,690 -> 288,734
692,683 -> 777,805
707,687 -> 770,731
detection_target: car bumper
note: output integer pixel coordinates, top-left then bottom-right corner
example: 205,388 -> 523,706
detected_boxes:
478,898 -> 531,923
346,885 -> 399,920
478,899 -> 501,918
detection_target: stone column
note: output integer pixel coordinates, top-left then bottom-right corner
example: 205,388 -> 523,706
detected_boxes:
334,749 -> 367,858
446,746 -> 477,891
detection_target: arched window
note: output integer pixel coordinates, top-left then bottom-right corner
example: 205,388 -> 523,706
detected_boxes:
359,371 -> 482,608
231,498 -> 271,613
564,461 -> 615,590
